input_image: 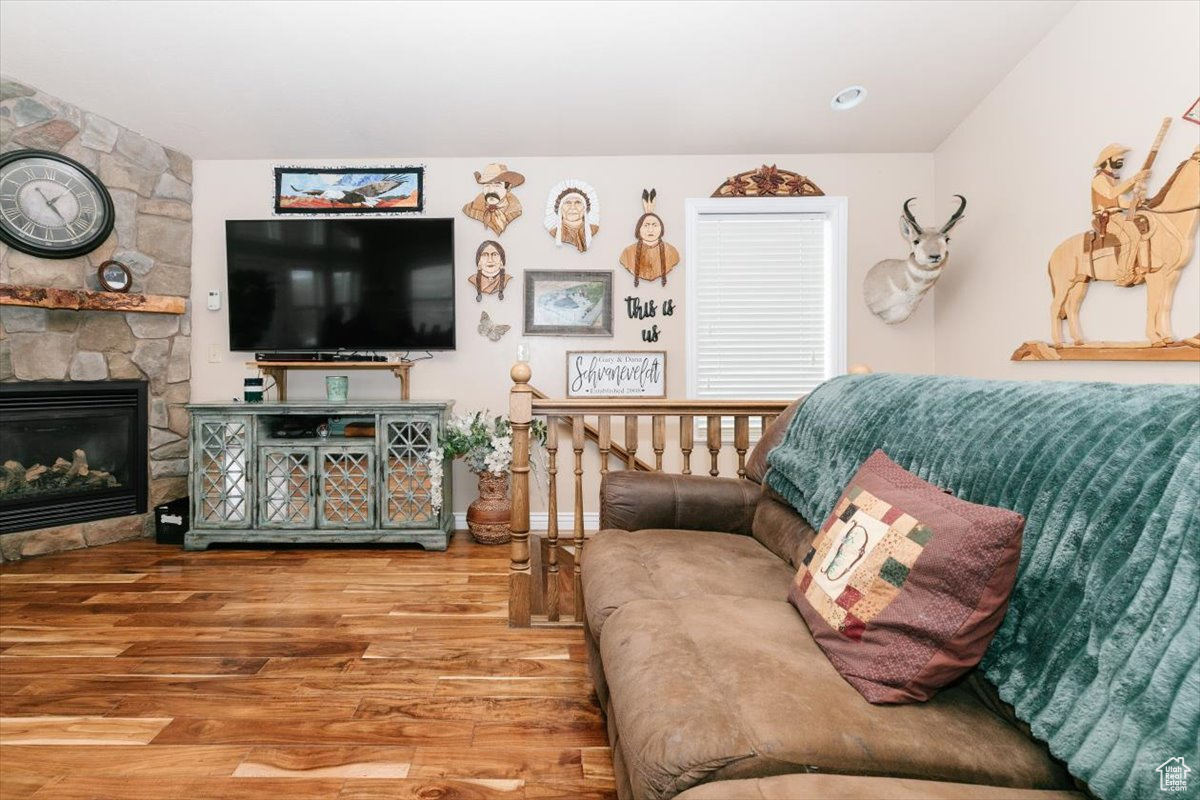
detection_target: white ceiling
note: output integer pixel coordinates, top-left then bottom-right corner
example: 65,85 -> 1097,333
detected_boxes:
0,0 -> 1075,160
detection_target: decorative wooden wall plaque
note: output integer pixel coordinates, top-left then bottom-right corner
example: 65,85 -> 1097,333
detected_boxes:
712,165 -> 824,198
1013,122 -> 1199,363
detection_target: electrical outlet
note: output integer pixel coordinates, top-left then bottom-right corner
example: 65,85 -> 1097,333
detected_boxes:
207,344 -> 222,363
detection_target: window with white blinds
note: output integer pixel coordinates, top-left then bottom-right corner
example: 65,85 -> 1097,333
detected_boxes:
686,197 -> 846,414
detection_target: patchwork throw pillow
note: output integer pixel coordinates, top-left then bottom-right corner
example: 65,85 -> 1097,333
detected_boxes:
788,450 -> 1024,704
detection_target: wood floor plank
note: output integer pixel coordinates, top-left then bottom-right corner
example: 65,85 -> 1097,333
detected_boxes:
0,716 -> 172,745
363,641 -> 573,660
108,694 -> 362,721
353,696 -> 603,725
0,642 -> 131,658
581,747 -> 617,786
151,717 -> 477,746
348,656 -> 585,678
0,772 -> 52,799
473,720 -> 610,748
233,745 -> 414,778
407,747 -> 584,781
526,783 -> 617,800
1,573 -> 148,584
337,778 -> 525,799
0,694 -> 121,716
433,677 -> 596,698
0,656 -> 269,677
30,777 -> 348,799
81,591 -> 195,604
120,639 -> 368,658
0,535 -> 612,796
1,744 -> 250,778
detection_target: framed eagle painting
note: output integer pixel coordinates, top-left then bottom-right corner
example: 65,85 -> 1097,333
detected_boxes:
273,166 -> 424,214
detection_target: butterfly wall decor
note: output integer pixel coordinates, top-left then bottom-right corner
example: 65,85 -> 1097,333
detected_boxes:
478,311 -> 511,342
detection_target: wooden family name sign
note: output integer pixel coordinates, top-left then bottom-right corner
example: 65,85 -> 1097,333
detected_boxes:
566,351 -> 666,398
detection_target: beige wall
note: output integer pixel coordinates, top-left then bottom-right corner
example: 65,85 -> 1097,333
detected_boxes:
191,154 -> 934,511
933,0 -> 1200,383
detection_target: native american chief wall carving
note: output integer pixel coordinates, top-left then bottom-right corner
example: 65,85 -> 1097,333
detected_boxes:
544,179 -> 600,252
1045,117 -> 1199,349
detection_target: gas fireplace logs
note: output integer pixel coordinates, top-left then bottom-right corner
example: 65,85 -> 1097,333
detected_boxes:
0,449 -> 118,496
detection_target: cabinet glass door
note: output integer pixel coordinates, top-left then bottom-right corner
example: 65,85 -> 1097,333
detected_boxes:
193,416 -> 252,528
380,415 -> 439,528
318,446 -> 375,529
259,446 -> 315,529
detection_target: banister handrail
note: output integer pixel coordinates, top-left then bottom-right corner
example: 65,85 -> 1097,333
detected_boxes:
531,399 -> 792,416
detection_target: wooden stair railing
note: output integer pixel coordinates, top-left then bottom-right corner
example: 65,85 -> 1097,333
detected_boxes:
530,385 -> 652,472
509,363 -> 791,627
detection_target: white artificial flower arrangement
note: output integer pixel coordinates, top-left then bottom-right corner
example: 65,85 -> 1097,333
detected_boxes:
429,411 -> 546,512
426,446 -> 445,513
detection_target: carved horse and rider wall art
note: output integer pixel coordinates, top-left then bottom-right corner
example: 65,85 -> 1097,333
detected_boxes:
1013,118 -> 1200,362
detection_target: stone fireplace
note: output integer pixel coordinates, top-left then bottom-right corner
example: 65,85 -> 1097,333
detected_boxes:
0,75 -> 192,561
0,381 -> 149,534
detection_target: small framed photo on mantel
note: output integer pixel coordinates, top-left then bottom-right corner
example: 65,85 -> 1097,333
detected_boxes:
523,270 -> 613,337
567,351 -> 667,398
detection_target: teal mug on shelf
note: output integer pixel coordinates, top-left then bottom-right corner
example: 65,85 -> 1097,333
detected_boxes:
326,376 -> 349,403
243,377 -> 264,403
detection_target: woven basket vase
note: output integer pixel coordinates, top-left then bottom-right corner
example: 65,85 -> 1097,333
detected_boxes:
466,471 -> 512,545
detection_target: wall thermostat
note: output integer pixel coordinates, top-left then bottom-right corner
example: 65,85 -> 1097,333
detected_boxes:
207,290 -> 221,311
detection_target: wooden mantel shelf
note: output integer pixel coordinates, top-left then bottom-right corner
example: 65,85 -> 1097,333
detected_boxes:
0,284 -> 186,315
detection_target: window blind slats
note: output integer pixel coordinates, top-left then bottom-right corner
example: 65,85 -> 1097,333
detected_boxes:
691,213 -> 831,401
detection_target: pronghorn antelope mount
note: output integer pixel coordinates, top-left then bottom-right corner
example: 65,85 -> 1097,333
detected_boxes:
863,195 -> 967,324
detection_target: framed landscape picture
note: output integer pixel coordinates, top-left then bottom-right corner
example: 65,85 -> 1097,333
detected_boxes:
566,351 -> 666,398
274,166 -> 424,214
523,270 -> 613,337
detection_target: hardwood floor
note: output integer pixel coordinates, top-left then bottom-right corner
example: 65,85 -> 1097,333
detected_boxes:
0,534 -> 615,799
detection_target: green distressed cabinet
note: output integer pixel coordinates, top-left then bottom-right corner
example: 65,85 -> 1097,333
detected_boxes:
186,402 -> 453,550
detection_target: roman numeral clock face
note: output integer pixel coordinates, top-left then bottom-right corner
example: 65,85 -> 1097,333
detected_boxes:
0,150 -> 115,259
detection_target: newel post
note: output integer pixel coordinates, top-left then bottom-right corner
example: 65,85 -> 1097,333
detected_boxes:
508,361 -> 533,627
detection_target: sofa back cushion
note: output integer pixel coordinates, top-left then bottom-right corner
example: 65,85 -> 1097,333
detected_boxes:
751,486 -> 816,568
744,396 -> 804,484
788,450 -> 1024,703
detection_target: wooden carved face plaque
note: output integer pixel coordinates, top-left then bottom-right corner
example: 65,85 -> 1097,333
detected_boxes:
544,179 -> 600,252
619,189 -> 679,287
469,240 -> 513,301
463,163 -> 525,236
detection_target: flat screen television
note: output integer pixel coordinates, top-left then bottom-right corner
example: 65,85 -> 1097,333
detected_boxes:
225,218 -> 455,353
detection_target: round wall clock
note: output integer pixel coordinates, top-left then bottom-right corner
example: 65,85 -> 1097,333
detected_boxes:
0,149 -> 116,259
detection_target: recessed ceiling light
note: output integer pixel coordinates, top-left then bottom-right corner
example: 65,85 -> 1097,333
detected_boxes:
831,86 -> 867,111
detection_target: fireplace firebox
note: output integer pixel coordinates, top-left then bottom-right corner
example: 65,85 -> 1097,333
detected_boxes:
0,381 -> 148,534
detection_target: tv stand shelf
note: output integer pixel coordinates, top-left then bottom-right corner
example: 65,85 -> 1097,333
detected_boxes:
185,400 -> 452,551
248,361 -> 413,401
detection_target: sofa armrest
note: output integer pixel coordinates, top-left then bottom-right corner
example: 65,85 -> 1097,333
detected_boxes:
599,471 -> 758,535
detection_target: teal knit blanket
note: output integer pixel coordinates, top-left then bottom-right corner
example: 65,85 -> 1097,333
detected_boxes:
765,374 -> 1199,800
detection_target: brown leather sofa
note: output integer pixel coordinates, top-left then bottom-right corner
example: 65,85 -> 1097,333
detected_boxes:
580,404 -> 1089,800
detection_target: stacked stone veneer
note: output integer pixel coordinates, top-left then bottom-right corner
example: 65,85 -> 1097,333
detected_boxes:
0,75 -> 192,561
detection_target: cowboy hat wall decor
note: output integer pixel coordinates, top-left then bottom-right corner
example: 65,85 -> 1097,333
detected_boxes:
544,179 -> 600,252
619,189 -> 680,287
463,162 -> 525,235
1012,119 -> 1200,362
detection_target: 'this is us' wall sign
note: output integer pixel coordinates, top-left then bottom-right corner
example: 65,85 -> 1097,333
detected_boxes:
567,351 -> 667,398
